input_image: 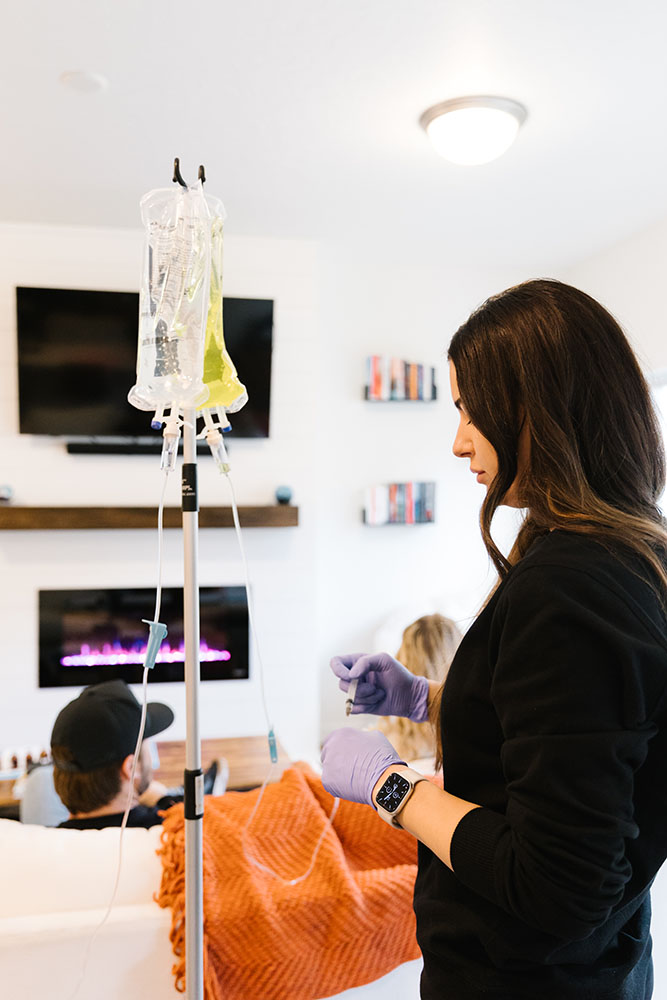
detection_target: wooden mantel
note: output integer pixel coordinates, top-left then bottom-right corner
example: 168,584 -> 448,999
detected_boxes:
0,505 -> 299,530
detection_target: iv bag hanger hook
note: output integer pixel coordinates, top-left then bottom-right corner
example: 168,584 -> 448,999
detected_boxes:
173,157 -> 206,187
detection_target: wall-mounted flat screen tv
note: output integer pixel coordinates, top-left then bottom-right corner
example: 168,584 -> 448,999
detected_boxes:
39,586 -> 249,688
16,287 -> 273,448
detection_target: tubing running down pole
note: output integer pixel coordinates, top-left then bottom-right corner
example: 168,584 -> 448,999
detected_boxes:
182,408 -> 204,1000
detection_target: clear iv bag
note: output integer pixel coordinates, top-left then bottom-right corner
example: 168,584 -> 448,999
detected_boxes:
128,182 -> 211,412
198,196 -> 248,416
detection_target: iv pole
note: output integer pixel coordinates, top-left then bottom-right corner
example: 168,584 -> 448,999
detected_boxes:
182,405 -> 204,1000
174,157 -> 206,1000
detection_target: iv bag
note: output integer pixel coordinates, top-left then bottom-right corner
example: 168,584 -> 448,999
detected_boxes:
198,196 -> 248,416
128,182 -> 211,412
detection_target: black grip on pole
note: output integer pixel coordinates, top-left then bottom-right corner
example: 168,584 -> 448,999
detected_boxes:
182,463 -> 198,512
184,768 -> 204,820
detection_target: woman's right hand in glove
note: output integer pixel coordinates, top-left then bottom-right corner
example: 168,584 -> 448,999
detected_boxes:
329,651 -> 430,721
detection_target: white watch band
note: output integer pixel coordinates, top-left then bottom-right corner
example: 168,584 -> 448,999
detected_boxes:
374,767 -> 427,828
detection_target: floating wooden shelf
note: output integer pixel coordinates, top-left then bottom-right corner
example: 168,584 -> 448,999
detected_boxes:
0,505 -> 299,530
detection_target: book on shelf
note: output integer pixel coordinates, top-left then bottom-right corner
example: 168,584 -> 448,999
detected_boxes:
390,356 -> 405,400
364,355 -> 437,401
408,363 -> 418,401
363,482 -> 436,525
388,483 -> 398,523
405,481 -> 414,524
396,482 -> 406,523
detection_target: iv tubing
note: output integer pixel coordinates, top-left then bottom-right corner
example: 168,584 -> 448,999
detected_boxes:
214,455 -> 341,886
243,790 -> 340,886
224,471 -> 272,734
68,469 -> 170,999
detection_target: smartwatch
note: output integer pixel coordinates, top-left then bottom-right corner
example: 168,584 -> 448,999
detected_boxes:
374,768 -> 427,828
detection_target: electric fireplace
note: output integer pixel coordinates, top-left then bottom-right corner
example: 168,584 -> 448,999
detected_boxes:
38,586 -> 249,688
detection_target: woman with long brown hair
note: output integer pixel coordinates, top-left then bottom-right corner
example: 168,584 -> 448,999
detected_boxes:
322,279 -> 667,999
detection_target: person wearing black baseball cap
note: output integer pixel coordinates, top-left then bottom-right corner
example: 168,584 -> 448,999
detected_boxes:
51,680 -> 227,829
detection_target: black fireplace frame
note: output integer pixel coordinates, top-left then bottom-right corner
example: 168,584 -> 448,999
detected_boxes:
38,585 -> 249,688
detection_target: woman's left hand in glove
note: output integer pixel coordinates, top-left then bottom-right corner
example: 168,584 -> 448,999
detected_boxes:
320,728 -> 405,805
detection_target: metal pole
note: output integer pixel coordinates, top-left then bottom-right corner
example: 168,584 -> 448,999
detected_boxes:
182,408 -> 204,1000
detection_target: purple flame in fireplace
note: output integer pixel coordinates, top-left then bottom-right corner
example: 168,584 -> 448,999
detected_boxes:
61,640 -> 232,668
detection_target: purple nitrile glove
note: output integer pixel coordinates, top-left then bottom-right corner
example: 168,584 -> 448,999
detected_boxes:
330,652 -> 430,722
320,728 -> 405,805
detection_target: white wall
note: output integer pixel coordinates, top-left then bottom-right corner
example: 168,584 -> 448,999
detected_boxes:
10,213 -> 666,768
561,214 -> 667,374
315,239 -> 527,738
0,224 -> 324,763
0,221 -> 526,766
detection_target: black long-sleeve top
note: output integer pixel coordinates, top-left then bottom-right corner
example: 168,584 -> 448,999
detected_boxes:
414,530 -> 667,999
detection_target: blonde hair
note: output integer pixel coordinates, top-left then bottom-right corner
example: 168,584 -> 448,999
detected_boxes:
375,614 -> 461,766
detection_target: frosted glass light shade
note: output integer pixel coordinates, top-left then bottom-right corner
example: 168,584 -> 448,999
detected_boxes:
420,96 -> 527,165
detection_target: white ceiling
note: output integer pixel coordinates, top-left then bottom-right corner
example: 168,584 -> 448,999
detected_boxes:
2,0 -> 667,270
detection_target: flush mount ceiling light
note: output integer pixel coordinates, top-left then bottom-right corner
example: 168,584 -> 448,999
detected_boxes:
59,70 -> 109,95
419,96 -> 527,166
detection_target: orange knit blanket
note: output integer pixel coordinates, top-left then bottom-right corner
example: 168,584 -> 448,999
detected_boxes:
156,764 -> 420,999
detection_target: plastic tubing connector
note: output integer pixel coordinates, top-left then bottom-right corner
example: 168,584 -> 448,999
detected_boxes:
268,729 -> 278,764
206,428 -> 231,474
142,620 -> 168,670
161,417 -> 181,472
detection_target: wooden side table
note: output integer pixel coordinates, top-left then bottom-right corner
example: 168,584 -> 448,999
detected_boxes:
154,735 -> 291,791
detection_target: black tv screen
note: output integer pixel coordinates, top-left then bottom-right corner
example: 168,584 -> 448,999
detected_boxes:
39,586 -> 249,688
16,287 -> 272,441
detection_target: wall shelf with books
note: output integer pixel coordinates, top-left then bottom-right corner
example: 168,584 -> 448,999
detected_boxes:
364,355 -> 437,402
363,482 -> 436,525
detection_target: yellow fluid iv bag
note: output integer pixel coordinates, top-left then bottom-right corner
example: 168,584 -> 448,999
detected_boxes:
198,209 -> 248,415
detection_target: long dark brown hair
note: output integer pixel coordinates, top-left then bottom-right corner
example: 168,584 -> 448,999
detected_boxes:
447,278 -> 667,592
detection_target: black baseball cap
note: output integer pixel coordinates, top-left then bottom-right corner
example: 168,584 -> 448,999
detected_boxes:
51,679 -> 174,773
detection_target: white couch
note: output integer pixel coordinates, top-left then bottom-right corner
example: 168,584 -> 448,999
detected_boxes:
0,818 -> 421,1000
6,813 -> 667,998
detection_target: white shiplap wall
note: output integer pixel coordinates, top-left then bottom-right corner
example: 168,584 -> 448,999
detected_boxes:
0,224 -> 324,763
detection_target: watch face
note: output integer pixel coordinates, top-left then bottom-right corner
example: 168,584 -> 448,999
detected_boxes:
376,773 -> 410,813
